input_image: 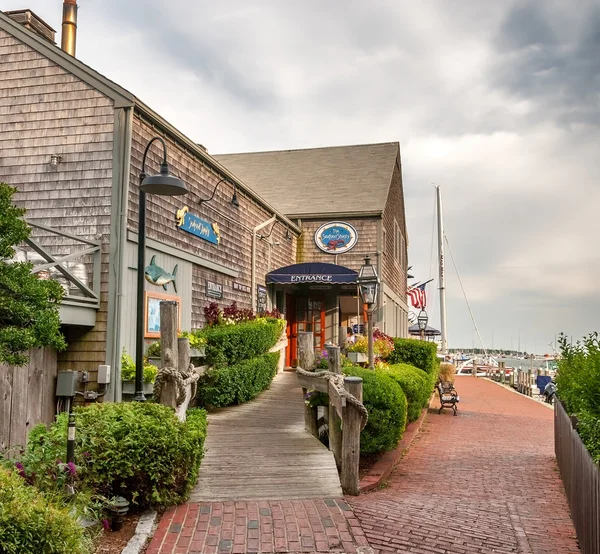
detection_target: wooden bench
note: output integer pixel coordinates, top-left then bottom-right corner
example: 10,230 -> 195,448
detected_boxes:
437,381 -> 459,416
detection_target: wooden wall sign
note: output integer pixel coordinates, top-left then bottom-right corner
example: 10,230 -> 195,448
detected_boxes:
176,206 -> 220,245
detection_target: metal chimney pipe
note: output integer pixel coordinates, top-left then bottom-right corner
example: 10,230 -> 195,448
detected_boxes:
61,0 -> 78,57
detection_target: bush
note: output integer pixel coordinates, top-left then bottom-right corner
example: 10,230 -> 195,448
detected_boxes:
578,411 -> 600,464
343,366 -> 407,454
0,466 -> 92,554
384,364 -> 430,422
387,338 -> 440,383
23,403 -> 207,509
197,318 -> 285,367
120,349 -> 158,383
197,352 -> 279,407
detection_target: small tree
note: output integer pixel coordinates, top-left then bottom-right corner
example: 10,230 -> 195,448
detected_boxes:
0,183 -> 66,366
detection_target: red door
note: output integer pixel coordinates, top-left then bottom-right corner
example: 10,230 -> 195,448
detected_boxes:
286,296 -> 326,367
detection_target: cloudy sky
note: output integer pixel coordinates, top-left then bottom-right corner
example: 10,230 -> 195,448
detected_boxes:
6,0 -> 599,352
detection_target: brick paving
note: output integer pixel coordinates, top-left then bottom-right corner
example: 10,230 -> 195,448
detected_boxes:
148,377 -> 581,553
348,378 -> 581,554
146,499 -> 370,554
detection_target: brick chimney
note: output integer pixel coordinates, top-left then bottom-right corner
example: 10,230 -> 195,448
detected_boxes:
4,9 -> 56,44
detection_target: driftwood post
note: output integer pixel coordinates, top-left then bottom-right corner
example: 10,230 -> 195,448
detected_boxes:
341,376 -> 363,495
326,345 -> 342,468
298,332 -> 318,437
159,301 -> 179,408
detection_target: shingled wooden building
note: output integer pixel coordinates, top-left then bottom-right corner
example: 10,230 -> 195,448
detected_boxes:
0,7 -> 409,399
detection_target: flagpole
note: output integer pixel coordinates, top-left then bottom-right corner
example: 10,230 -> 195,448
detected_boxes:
437,186 -> 448,354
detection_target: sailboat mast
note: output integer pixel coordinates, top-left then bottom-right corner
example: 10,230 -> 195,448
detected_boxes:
436,186 -> 448,353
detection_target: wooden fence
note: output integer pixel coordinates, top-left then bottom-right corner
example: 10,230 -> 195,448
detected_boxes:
0,348 -> 57,451
555,399 -> 600,554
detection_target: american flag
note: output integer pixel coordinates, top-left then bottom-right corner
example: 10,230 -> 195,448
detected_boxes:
407,283 -> 427,309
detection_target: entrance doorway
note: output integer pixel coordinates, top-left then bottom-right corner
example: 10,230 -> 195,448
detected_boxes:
285,295 -> 325,367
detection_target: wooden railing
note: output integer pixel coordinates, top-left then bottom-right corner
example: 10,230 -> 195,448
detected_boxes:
296,344 -> 368,495
24,221 -> 101,309
555,399 -> 600,554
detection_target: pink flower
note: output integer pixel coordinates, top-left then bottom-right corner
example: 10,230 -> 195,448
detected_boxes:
102,519 -> 110,530
67,462 -> 77,475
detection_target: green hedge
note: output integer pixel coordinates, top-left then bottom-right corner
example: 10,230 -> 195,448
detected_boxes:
24,403 -> 207,509
344,366 -> 407,455
197,352 -> 279,407
387,338 -> 439,383
197,318 -> 284,367
384,364 -> 430,422
0,466 -> 92,554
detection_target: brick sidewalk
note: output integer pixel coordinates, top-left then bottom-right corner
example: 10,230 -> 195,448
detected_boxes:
146,499 -> 370,554
349,378 -> 581,554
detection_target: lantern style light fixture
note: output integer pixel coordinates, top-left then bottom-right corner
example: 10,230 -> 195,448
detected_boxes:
134,137 -> 188,402
357,255 -> 380,369
417,309 -> 428,341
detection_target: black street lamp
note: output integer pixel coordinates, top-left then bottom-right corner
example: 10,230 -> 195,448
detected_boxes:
134,137 -> 188,402
417,309 -> 428,341
198,177 -> 240,208
357,255 -> 380,369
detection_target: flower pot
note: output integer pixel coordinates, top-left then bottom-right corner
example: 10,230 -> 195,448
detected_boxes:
189,346 -> 206,358
121,381 -> 154,395
147,356 -> 161,367
347,352 -> 368,363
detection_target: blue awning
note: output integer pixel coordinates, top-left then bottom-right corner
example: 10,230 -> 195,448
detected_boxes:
266,262 -> 358,285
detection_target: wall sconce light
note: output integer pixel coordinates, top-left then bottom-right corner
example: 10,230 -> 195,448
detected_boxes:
199,177 -> 240,208
49,154 -> 62,170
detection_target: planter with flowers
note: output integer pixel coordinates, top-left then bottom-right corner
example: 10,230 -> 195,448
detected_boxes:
121,349 -> 157,395
347,336 -> 368,364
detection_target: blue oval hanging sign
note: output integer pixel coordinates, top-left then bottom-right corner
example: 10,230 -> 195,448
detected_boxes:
314,221 -> 358,254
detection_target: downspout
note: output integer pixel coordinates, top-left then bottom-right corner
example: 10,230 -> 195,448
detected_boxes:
252,215 -> 276,311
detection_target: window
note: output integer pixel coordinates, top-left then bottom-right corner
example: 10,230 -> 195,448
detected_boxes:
393,219 -> 404,266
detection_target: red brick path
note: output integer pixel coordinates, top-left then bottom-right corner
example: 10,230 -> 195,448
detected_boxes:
146,499 -> 370,554
348,378 -> 581,554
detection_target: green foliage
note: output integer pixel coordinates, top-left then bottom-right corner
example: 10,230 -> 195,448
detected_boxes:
197,352 -> 279,407
120,349 -> 158,383
179,331 -> 206,350
0,182 -> 66,365
387,338 -> 439,382
0,465 -> 92,554
578,411 -> 600,464
557,333 -> 600,417
196,318 -> 285,368
24,403 -> 207,509
343,366 -> 407,455
146,341 -> 161,357
384,364 -> 431,422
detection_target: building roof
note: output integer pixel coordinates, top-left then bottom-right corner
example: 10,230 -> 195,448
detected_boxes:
0,9 -> 300,233
214,142 -> 399,218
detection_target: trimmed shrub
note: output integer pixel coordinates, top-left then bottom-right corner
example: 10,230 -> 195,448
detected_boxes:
198,352 -> 279,407
196,318 -> 284,367
578,411 -> 600,464
23,403 -> 208,509
387,338 -> 440,385
384,364 -> 430,422
0,465 -> 92,554
343,366 -> 407,454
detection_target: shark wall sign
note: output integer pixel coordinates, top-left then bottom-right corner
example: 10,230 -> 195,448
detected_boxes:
176,206 -> 220,245
144,255 -> 178,293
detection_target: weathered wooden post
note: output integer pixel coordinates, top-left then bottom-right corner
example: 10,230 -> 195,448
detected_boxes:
175,337 -> 191,421
341,376 -> 362,495
298,332 -> 318,437
159,301 -> 179,408
499,361 -> 505,384
472,359 -> 477,377
326,345 -> 342,469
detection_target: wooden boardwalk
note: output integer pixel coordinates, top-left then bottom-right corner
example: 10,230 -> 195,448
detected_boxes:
190,371 -> 343,501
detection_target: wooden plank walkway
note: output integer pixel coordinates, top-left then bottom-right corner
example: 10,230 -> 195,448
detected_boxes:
190,371 -> 343,501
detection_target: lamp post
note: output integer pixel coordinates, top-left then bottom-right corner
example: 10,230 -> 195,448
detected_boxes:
357,255 -> 380,369
134,137 -> 188,402
417,309 -> 428,341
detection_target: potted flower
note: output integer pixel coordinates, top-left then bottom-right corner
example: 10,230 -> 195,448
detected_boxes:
146,341 -> 161,366
347,336 -> 368,363
180,331 -> 207,358
121,349 -> 158,395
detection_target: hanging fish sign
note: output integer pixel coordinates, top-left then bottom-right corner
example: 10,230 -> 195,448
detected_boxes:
314,221 -> 358,254
144,255 -> 178,293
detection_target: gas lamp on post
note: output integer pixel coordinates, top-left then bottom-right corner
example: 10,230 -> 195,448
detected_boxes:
357,255 -> 380,369
417,309 -> 428,341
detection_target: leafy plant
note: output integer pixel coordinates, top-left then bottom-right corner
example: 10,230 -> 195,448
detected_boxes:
0,465 -> 92,554
120,349 -> 158,383
146,341 -> 161,357
23,403 -> 208,509
578,411 -> 600,464
0,182 -> 67,366
387,338 -> 440,384
347,335 -> 368,353
343,366 -> 407,454
197,352 -> 279,407
383,364 -> 431,422
179,331 -> 207,350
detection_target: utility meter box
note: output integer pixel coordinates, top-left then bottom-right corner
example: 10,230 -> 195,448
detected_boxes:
97,365 -> 111,385
56,370 -> 78,397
